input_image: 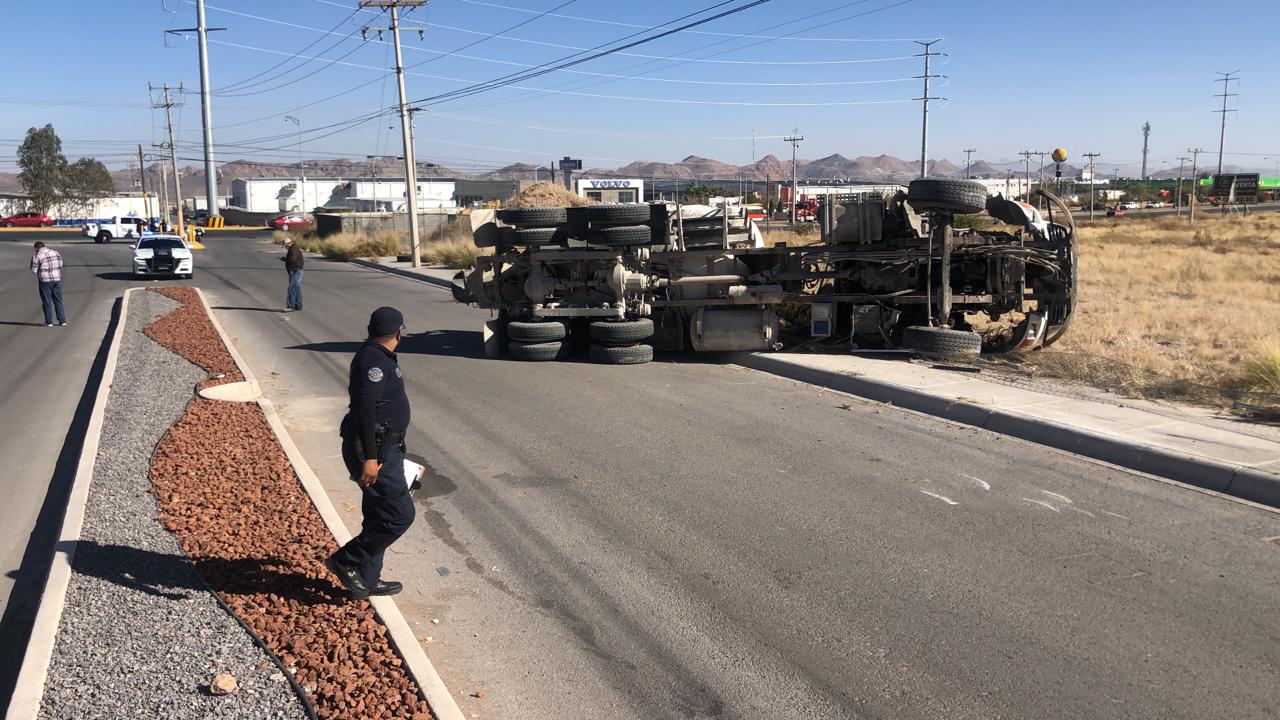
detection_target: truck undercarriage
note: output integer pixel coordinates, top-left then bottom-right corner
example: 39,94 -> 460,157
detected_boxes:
453,179 -> 1076,364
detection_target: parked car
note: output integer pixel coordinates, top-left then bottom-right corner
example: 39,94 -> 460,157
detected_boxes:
1106,207 -> 1127,217
2,211 -> 53,228
269,214 -> 312,231
1145,201 -> 1165,209
84,216 -> 147,243
131,234 -> 194,279
1118,201 -> 1140,210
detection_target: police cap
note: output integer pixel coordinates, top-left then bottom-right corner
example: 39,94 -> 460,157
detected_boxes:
368,306 -> 405,337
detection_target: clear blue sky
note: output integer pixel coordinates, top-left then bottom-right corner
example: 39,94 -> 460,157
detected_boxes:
3,0 -> 1279,174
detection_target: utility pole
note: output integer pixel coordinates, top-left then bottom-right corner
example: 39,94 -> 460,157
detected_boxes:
1082,152 -> 1101,221
1018,150 -> 1037,201
137,144 -> 150,219
1188,147 -> 1204,223
361,0 -> 427,267
151,83 -> 185,239
1213,71 -> 1239,177
1035,150 -> 1050,209
166,0 -> 224,219
913,39 -> 945,178
1175,155 -> 1189,217
285,110 -> 305,213
784,129 -> 803,224
1140,122 -> 1151,180
963,148 -> 977,179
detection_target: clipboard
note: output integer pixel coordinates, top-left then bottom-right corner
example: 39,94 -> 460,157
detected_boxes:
403,458 -> 426,493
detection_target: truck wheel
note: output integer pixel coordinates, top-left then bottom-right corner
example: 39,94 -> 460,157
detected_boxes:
509,340 -> 570,361
496,207 -> 567,228
906,179 -> 987,215
503,226 -> 568,246
589,318 -> 653,344
901,325 -> 982,356
97,232 -> 111,243
589,343 -> 653,365
589,224 -> 651,246
578,203 -> 650,225
508,320 -> 567,343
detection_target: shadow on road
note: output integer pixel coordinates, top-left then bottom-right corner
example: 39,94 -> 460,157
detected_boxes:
0,297 -> 119,717
51,540 -> 345,608
287,329 -> 485,359
212,305 -> 286,313
0,321 -> 51,327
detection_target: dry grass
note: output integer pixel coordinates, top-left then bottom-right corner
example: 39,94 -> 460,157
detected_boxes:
289,229 -> 401,261
1024,213 -> 1280,407
762,223 -> 822,246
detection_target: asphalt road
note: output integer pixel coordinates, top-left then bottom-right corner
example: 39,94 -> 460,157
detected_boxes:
3,231 -> 1279,719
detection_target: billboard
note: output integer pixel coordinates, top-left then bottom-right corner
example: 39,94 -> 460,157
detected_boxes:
1211,173 -> 1260,202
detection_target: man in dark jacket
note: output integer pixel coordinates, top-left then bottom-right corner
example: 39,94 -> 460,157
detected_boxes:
281,237 -> 304,311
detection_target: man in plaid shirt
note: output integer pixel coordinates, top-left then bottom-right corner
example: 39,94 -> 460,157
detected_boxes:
30,241 -> 67,327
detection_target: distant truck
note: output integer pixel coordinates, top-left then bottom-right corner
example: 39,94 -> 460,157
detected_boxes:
451,179 -> 1077,365
84,216 -> 147,243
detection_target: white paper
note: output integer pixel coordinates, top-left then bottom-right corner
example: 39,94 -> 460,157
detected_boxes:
403,458 -> 425,489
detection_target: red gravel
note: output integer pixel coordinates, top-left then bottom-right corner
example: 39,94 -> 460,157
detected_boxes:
144,289 -> 434,720
144,287 -> 243,388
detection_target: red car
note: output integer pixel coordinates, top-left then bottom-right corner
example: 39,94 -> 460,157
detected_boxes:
2,211 -> 54,227
268,214 -> 312,231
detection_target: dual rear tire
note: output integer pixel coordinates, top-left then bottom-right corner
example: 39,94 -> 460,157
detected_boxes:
505,318 -> 655,364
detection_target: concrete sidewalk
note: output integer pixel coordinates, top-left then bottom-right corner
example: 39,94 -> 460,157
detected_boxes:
350,256 -> 1280,508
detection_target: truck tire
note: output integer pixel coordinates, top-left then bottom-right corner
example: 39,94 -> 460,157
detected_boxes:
589,318 -> 653,344
97,231 -> 112,243
509,340 -> 570,361
508,320 -> 567,343
496,207 -> 567,228
589,343 -> 653,365
503,226 -> 568,246
906,179 -> 987,215
580,203 -> 650,225
901,325 -> 982,356
589,224 -> 652,246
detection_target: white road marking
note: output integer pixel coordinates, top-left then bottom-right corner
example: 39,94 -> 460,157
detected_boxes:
1040,490 -> 1073,504
1100,510 -> 1130,520
1263,536 -> 1280,544
1022,498 -> 1060,512
919,490 -> 959,506
960,474 -> 990,490
1070,507 -> 1097,518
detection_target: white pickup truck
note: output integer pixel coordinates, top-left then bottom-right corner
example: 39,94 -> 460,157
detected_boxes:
84,216 -> 147,243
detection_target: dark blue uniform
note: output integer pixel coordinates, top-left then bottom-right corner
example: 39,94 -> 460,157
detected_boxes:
333,341 -> 415,587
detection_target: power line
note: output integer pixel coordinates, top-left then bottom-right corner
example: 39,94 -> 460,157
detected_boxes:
214,6 -> 360,93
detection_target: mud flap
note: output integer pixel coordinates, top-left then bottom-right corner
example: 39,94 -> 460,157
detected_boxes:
483,319 -> 503,358
1014,312 -> 1049,351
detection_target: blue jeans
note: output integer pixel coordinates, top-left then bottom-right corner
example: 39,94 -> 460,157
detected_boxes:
38,281 -> 65,325
287,270 -> 303,310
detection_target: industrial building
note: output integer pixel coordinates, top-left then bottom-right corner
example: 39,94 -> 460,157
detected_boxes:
575,178 -> 645,203
229,177 -> 456,214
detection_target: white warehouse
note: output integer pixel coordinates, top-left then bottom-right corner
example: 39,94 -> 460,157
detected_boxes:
230,177 -> 456,214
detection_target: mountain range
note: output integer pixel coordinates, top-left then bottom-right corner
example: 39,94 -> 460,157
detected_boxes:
0,153 -> 1267,195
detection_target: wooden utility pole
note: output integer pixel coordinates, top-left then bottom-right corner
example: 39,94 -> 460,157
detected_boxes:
1175,155 -> 1189,217
151,83 -> 185,239
784,130 -> 803,224
137,144 -> 150,220
963,148 -> 977,179
1082,152 -> 1100,221
1188,148 -> 1204,223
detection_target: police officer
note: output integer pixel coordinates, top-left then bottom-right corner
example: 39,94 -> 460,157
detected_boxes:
325,306 -> 415,599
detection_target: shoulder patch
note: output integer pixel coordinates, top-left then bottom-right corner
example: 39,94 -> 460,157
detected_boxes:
395,366 -> 403,378
367,367 -> 384,383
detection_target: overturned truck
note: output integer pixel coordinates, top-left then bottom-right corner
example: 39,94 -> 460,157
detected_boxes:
451,179 -> 1076,364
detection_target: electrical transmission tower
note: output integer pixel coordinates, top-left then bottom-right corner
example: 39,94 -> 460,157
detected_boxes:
150,83 -> 186,238
1213,71 -> 1239,177
1082,152 -> 1101,221
361,0 -> 428,267
913,39 -> 946,178
1140,122 -> 1150,180
784,130 -> 803,224
963,148 -> 977,179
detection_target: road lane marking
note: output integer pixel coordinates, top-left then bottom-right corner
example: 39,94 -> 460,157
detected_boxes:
1070,507 -> 1097,518
960,474 -> 990,490
1040,490 -> 1073,504
919,490 -> 959,506
1100,510 -> 1130,520
1022,498 -> 1060,512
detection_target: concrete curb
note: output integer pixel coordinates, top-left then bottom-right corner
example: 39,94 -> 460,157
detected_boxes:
4,289 -> 133,720
737,353 -> 1280,509
197,289 -> 466,720
350,258 -> 454,291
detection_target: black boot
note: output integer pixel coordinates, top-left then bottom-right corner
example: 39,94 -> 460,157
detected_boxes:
325,554 -> 371,600
367,580 -> 403,596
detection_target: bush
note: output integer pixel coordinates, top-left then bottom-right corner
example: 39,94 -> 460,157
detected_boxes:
1243,345 -> 1280,394
424,238 -> 485,269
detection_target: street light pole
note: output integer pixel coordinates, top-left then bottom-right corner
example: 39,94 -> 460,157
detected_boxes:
285,113 -> 304,214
